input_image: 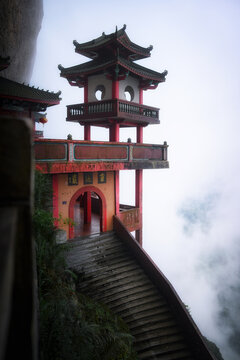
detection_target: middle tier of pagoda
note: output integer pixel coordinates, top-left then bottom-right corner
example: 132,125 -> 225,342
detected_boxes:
58,25 -> 167,128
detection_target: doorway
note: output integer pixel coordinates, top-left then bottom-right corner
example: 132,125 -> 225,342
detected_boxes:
69,186 -> 107,239
74,192 -> 101,237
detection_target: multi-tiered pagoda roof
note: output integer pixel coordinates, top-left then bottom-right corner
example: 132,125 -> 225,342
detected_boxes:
73,25 -> 152,60
59,25 -> 167,89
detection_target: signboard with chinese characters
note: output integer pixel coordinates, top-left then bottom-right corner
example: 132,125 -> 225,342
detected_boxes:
83,172 -> 93,184
68,173 -> 78,185
98,171 -> 106,184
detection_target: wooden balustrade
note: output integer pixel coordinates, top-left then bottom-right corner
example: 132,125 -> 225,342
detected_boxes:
67,99 -> 159,124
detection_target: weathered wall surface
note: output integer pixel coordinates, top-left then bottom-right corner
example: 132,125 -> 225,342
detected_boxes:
0,2 -> 43,359
0,0 -> 43,83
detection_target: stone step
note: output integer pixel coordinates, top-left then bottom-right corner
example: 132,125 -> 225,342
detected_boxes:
66,232 -> 195,359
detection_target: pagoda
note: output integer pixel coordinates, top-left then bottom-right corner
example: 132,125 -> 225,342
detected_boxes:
35,25 -> 168,243
33,28 -> 217,359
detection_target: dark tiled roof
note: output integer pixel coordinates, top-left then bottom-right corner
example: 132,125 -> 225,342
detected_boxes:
0,76 -> 61,105
59,56 -> 167,83
74,25 -> 152,61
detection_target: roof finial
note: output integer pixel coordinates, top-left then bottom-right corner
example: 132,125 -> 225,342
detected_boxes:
123,24 -> 126,30
115,25 -> 118,33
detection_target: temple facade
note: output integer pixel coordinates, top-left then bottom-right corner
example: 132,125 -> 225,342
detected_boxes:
35,25 -> 169,244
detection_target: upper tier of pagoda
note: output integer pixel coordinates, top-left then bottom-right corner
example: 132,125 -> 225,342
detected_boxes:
73,24 -> 152,61
58,25 -> 167,89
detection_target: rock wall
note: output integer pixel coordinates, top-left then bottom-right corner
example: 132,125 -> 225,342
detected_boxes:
0,0 -> 43,83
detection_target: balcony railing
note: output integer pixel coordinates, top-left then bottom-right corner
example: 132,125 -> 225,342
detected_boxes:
118,205 -> 141,232
67,99 -> 159,125
34,130 -> 43,138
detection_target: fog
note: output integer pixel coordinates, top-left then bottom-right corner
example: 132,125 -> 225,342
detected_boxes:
32,1 -> 240,358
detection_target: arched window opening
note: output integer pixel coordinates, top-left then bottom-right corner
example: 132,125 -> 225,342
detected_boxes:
124,85 -> 134,102
95,85 -> 105,101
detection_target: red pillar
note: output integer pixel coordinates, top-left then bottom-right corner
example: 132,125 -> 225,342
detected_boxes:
52,174 -> 58,227
135,169 -> 143,246
84,79 -> 90,140
84,124 -> 91,140
137,126 -> 143,143
139,88 -> 143,104
109,122 -> 119,142
84,79 -> 88,103
112,79 -> 119,99
111,79 -> 120,216
84,191 -> 91,224
115,171 -> 120,215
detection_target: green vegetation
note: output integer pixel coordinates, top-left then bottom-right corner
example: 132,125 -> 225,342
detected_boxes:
184,303 -> 224,360
33,171 -> 137,360
204,338 -> 224,360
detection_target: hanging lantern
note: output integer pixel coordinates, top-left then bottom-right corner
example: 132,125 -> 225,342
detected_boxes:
39,117 -> 48,124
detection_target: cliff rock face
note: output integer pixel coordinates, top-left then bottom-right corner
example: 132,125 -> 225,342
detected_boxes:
0,0 -> 43,83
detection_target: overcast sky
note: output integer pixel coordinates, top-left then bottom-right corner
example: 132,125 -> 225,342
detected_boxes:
32,1 -> 240,358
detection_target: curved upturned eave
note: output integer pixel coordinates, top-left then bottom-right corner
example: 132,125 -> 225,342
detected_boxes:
59,57 -> 167,84
74,28 -> 152,61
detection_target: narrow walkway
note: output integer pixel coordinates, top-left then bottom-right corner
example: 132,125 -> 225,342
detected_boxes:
66,232 -> 196,360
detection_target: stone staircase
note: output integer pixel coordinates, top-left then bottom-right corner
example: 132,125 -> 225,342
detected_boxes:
66,231 -> 197,359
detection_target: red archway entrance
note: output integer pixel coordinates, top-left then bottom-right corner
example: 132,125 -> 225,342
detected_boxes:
69,186 -> 107,239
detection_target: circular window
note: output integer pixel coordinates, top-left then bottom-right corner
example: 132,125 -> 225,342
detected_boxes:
124,86 -> 134,102
95,85 -> 105,101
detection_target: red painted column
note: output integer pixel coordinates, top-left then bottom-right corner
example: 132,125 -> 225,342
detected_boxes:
84,191 -> 91,224
112,79 -> 119,99
135,169 -> 143,246
109,122 -> 119,142
84,79 -> 90,140
137,126 -> 143,143
84,79 -> 88,103
110,78 -> 120,141
139,88 -> 143,104
52,174 -> 58,227
115,171 -> 120,215
84,124 -> 91,140
137,87 -> 144,144
136,88 -> 143,245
